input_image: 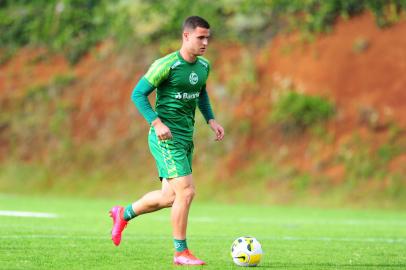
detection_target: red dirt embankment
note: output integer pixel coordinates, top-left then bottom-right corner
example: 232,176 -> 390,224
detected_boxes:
210,12 -> 406,180
1,12 -> 405,180
263,12 -> 406,128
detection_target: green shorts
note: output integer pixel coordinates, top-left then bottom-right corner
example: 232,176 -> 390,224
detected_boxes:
148,128 -> 194,179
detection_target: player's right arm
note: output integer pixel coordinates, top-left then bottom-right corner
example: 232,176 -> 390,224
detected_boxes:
131,56 -> 175,140
131,77 -> 158,124
131,78 -> 172,140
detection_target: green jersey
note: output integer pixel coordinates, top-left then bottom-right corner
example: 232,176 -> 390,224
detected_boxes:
143,51 -> 211,141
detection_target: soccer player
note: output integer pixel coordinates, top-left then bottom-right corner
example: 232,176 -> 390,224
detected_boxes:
109,16 -> 224,266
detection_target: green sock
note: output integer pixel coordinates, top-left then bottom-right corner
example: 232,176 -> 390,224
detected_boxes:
174,239 -> 187,252
123,204 -> 137,221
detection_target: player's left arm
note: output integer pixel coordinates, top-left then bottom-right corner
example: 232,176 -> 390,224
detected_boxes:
198,85 -> 224,141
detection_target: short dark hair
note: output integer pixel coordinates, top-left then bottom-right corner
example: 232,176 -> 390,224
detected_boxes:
183,16 -> 210,31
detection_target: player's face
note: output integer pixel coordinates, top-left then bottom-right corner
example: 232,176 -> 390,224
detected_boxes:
184,27 -> 210,56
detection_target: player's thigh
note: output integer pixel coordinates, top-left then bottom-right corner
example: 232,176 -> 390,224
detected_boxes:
167,174 -> 195,195
161,178 -> 175,197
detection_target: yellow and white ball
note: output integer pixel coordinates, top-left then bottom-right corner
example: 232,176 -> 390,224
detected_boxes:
230,236 -> 262,267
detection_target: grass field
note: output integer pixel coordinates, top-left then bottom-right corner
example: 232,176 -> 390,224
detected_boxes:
1,194 -> 406,269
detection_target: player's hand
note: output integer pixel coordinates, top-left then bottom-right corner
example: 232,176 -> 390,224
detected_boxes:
208,119 -> 225,141
152,118 -> 173,140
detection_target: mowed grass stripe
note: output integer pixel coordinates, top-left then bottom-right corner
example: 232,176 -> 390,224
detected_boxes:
2,234 -> 406,244
0,195 -> 405,269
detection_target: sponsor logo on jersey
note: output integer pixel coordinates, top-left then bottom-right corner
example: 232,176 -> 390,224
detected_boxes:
175,92 -> 200,100
189,72 -> 198,85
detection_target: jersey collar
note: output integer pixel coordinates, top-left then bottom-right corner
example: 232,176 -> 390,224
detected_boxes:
177,51 -> 198,65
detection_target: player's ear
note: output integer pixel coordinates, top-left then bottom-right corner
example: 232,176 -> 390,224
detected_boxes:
183,30 -> 192,41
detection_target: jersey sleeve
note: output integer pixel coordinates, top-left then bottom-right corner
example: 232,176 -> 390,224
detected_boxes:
144,58 -> 172,87
198,56 -> 210,77
198,84 -> 215,123
131,77 -> 158,124
197,57 -> 213,122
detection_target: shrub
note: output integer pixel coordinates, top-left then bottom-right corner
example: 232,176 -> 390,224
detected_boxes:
271,91 -> 335,133
0,0 -> 112,64
352,36 -> 370,53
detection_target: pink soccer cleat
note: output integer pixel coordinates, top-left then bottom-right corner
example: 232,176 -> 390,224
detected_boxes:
173,249 -> 206,265
109,206 -> 128,246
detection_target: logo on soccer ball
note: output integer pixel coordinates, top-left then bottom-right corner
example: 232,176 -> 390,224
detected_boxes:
189,72 -> 198,85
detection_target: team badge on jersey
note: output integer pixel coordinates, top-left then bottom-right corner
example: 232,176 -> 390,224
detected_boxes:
189,72 -> 198,85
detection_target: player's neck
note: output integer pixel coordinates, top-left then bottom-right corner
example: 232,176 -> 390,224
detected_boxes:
179,48 -> 197,63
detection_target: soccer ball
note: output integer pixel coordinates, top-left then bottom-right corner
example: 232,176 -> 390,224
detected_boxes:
230,236 -> 262,267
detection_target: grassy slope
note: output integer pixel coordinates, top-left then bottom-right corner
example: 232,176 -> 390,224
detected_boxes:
1,194 -> 405,269
1,13 -> 406,207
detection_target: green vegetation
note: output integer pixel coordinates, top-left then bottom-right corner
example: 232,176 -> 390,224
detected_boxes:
352,36 -> 370,53
271,91 -> 335,133
1,0 -> 405,64
0,72 -> 75,165
1,195 -> 406,269
1,1 -> 406,207
0,0 -> 112,64
337,132 -> 406,184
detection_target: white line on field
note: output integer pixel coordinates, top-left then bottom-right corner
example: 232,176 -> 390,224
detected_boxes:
149,216 -> 406,226
0,210 -> 58,218
0,235 -> 405,244
273,236 -> 406,244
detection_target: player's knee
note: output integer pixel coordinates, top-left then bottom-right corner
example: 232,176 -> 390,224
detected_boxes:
183,186 -> 195,203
